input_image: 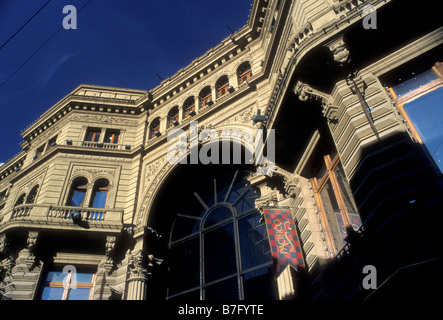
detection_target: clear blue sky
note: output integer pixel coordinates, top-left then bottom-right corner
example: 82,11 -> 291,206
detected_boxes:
0,0 -> 252,164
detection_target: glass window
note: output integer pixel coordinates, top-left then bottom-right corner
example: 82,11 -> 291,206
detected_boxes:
84,128 -> 101,142
167,171 -> 274,300
104,129 -> 120,144
392,64 -> 443,174
312,155 -> 362,256
203,222 -> 236,283
238,62 -> 252,84
26,185 -> 39,204
68,177 -> 88,207
150,118 -> 161,138
38,267 -> 96,300
15,193 -> 26,206
402,87 -> 443,173
216,76 -> 230,98
90,179 -> 109,209
183,97 -> 196,118
199,87 -> 212,108
168,107 -> 180,128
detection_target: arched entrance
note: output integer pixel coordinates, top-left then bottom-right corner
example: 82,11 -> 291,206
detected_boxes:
145,160 -> 277,300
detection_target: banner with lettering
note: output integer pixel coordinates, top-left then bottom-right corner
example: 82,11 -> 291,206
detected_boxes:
262,208 -> 305,272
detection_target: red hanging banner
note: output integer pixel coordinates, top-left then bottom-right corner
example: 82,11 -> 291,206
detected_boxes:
262,208 -> 305,272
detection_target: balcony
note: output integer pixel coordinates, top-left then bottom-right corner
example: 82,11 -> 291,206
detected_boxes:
4,203 -> 123,231
80,141 -> 126,150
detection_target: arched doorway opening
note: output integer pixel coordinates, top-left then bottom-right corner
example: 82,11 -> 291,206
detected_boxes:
146,145 -> 278,300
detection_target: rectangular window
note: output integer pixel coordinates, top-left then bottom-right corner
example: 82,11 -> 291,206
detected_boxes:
39,267 -> 96,300
84,128 -> 101,142
391,62 -> 443,174
47,135 -> 58,148
312,154 -> 362,256
104,129 -> 120,144
34,144 -> 45,160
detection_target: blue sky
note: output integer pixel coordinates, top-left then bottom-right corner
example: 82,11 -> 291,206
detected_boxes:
0,0 -> 252,164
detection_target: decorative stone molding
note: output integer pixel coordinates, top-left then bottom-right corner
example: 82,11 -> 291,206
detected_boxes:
324,35 -> 351,67
293,81 -> 331,106
0,234 -> 13,275
127,249 -> 163,282
25,231 -> 39,270
71,114 -> 138,126
223,105 -> 256,126
137,159 -> 174,226
293,81 -> 339,123
105,235 -> 116,273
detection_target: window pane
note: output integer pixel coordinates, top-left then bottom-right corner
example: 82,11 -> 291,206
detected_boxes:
40,287 -> 64,300
238,213 -> 272,271
91,191 -> 108,208
46,271 -> 67,282
204,223 -> 236,283
320,179 -> 340,212
203,206 -> 232,228
393,69 -> 439,98
243,266 -> 275,300
76,272 -> 94,283
204,277 -> 238,300
320,179 -> 346,251
69,189 -> 86,207
67,288 -> 91,300
403,87 -> 443,173
169,237 -> 200,295
334,164 -> 358,214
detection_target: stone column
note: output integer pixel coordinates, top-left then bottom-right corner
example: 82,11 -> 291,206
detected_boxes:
126,249 -> 162,300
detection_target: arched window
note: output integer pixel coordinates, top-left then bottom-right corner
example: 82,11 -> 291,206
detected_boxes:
150,117 -> 161,138
167,171 -> 275,300
199,86 -> 212,108
15,193 -> 26,206
167,106 -> 180,128
89,179 -> 110,209
238,62 -> 252,84
26,185 -> 40,204
216,76 -> 231,98
67,177 -> 88,207
183,97 -> 196,118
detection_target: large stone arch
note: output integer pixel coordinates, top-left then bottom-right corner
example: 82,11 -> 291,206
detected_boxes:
135,124 -> 260,230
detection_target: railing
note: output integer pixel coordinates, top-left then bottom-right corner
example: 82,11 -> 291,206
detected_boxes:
11,204 -> 33,219
81,141 -> 124,150
9,204 -> 123,226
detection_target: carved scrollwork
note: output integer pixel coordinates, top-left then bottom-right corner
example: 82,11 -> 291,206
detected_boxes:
127,249 -> 163,282
293,81 -> 331,106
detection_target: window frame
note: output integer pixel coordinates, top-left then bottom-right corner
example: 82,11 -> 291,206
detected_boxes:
166,172 -> 274,300
104,129 -> 120,144
389,62 -> 443,174
311,154 -> 359,256
39,268 -> 97,300
84,128 -> 101,143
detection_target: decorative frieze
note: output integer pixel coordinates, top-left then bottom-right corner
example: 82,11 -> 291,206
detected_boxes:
71,114 -> 138,126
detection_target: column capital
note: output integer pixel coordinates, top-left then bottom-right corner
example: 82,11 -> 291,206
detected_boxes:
127,249 -> 162,283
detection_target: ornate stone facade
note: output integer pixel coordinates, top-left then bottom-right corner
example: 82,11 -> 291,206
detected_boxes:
0,0 -> 442,302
